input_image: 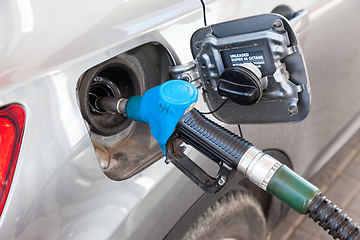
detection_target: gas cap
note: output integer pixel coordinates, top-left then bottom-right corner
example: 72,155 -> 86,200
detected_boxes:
218,63 -> 262,106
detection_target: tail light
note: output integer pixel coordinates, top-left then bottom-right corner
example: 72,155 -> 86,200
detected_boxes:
0,105 -> 25,217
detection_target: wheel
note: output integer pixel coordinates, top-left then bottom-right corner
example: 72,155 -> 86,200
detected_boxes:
181,185 -> 267,240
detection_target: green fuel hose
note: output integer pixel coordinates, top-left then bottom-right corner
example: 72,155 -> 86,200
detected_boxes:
171,109 -> 360,240
268,166 -> 360,239
267,165 -> 320,215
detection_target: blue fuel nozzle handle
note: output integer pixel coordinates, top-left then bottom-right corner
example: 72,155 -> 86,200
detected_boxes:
125,80 -> 198,154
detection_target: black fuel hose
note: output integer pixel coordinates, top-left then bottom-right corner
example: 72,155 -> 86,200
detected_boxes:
173,109 -> 360,240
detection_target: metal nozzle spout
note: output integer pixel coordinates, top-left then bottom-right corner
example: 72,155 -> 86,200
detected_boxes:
95,96 -> 128,116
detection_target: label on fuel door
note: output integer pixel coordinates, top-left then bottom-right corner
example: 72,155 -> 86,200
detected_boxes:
221,49 -> 272,74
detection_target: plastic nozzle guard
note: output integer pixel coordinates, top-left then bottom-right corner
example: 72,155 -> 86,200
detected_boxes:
125,80 -> 198,154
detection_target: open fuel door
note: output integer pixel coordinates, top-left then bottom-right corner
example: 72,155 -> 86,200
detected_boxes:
190,13 -> 310,124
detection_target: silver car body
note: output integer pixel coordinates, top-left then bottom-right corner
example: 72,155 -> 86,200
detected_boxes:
1,0 -> 359,239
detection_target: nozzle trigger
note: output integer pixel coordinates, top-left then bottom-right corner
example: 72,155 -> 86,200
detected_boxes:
165,133 -> 231,195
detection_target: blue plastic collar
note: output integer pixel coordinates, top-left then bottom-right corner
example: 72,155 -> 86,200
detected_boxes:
125,80 -> 198,154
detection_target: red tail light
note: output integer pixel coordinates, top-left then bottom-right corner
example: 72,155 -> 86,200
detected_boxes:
0,105 -> 25,217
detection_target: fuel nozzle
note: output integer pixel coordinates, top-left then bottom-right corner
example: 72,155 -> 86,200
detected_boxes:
96,80 -> 360,239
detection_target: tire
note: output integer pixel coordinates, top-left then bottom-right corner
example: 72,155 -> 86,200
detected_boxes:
181,185 -> 267,240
